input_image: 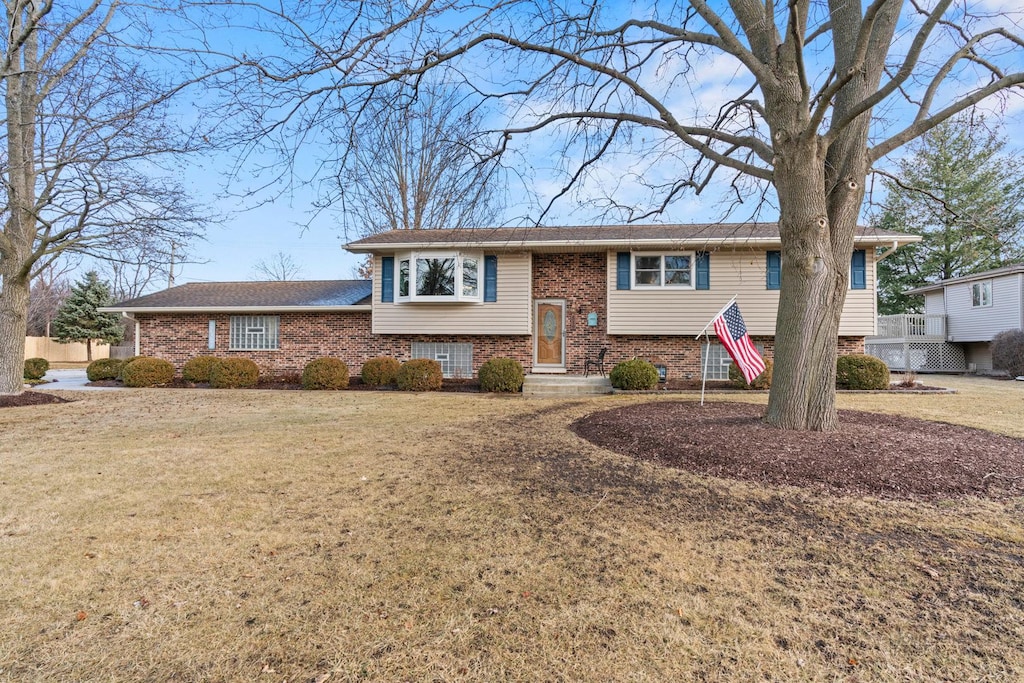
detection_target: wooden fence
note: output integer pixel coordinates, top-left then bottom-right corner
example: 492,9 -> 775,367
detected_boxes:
24,337 -> 111,362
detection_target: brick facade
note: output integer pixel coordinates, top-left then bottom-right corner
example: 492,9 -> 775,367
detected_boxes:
138,312 -> 533,376
138,252 -> 867,380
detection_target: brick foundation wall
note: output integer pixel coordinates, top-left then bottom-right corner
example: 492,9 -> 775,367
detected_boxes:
137,312 -> 533,376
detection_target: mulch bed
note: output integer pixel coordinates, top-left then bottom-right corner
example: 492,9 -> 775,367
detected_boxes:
85,376 -> 483,392
0,391 -> 71,408
572,401 -> 1024,500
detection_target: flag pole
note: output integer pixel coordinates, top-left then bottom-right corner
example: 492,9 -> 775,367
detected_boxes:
697,295 -> 737,407
695,294 -> 738,340
700,330 -> 712,406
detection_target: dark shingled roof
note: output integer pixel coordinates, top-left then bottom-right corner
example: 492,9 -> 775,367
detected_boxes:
346,223 -> 918,250
108,280 -> 371,311
906,262 -> 1024,295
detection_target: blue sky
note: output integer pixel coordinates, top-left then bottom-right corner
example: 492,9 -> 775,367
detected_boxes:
163,0 -> 1024,286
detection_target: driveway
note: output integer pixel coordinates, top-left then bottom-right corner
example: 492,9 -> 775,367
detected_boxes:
32,369 -> 122,391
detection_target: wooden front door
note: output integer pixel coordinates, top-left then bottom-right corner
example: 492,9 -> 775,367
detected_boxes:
534,300 -> 565,368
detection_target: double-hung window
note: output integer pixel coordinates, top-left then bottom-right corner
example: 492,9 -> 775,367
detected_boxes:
230,315 -> 279,350
971,281 -> 992,307
633,253 -> 693,288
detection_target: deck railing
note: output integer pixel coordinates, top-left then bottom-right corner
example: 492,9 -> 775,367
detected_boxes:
873,314 -> 946,339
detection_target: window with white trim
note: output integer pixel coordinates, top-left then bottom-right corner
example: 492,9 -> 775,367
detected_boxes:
633,252 -> 693,288
230,315 -> 279,350
411,342 -> 473,378
701,342 -> 765,380
396,251 -> 483,302
971,281 -> 992,307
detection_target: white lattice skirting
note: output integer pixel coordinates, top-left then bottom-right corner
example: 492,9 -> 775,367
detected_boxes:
866,341 -> 967,372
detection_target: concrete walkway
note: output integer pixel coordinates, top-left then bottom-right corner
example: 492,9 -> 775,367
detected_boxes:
32,369 -> 122,391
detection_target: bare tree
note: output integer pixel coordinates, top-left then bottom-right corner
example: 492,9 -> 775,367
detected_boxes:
26,261 -> 75,337
252,252 -> 304,281
331,83 -> 505,238
209,0 -> 1024,430
0,0 -> 210,394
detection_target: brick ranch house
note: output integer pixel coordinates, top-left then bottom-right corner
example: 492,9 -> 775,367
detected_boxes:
105,223 -> 918,381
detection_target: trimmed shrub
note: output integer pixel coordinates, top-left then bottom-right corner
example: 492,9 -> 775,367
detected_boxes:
836,353 -> 890,390
23,357 -> 49,380
116,356 -> 143,380
208,358 -> 260,389
182,355 -> 221,383
992,329 -> 1024,378
86,358 -> 123,381
478,357 -> 525,393
728,359 -> 773,390
302,357 -> 350,390
396,358 -> 443,391
122,357 -> 175,388
361,356 -> 401,387
609,358 -> 659,390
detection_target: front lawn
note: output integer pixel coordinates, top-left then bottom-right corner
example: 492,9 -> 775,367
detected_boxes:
2,377 -> 1022,680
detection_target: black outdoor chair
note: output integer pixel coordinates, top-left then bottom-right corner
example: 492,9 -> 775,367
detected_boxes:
584,347 -> 609,377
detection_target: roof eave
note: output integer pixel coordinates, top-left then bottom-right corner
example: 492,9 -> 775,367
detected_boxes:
99,305 -> 373,314
904,265 -> 1024,295
346,235 -> 921,253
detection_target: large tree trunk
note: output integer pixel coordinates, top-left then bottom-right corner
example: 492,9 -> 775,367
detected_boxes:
0,2 -> 40,395
0,276 -> 30,395
765,138 -> 847,431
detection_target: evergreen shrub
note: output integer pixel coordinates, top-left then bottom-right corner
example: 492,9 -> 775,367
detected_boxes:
182,356 -> 221,383
302,357 -> 350,390
116,356 -> 143,379
478,357 -> 525,393
360,356 -> 401,387
122,357 -> 175,388
86,358 -> 123,381
609,358 -> 659,390
992,329 -> 1024,378
396,358 -> 443,391
728,359 -> 773,389
208,358 -> 260,388
836,354 -> 890,390
23,357 -> 49,380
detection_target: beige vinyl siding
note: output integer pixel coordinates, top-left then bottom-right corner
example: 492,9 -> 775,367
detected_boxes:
606,250 -> 877,336
372,252 -> 532,334
946,274 -> 1024,342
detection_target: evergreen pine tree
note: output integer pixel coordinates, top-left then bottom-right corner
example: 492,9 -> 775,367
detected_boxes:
876,115 -> 1024,314
51,272 -> 124,361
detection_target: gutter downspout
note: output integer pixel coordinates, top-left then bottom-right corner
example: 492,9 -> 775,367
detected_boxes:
121,312 -> 140,356
873,241 -> 901,262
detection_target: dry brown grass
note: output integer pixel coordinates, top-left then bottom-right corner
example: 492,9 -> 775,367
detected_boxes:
2,377 -> 1023,681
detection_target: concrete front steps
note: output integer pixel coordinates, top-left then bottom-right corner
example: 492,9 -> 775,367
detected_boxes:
522,374 -> 613,397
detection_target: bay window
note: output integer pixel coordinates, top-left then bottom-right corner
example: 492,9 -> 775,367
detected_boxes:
396,251 -> 483,302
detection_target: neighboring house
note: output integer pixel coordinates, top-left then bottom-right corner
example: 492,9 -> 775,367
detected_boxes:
105,223 -> 917,381
867,263 -> 1024,373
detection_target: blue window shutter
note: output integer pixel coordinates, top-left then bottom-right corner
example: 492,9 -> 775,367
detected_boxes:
484,255 -> 498,302
381,256 -> 394,302
695,251 -> 710,290
616,252 -> 631,290
850,249 -> 866,290
766,251 -> 781,290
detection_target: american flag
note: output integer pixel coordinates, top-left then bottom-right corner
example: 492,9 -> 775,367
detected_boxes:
712,302 -> 766,384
